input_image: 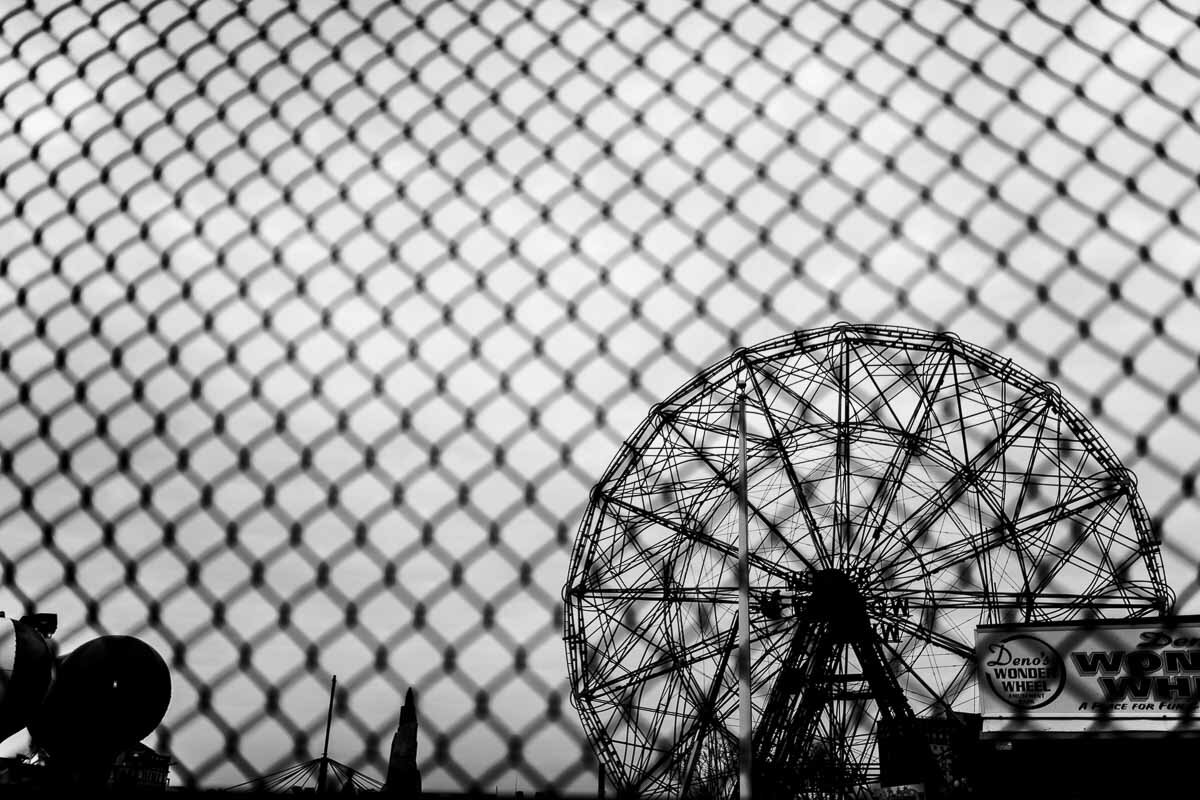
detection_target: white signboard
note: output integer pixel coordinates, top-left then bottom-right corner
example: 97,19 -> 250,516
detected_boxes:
975,616 -> 1200,736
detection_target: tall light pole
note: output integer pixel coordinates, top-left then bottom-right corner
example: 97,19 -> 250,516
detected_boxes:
317,674 -> 336,792
736,377 -> 753,800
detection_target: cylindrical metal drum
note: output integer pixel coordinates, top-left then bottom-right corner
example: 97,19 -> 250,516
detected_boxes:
27,635 -> 171,766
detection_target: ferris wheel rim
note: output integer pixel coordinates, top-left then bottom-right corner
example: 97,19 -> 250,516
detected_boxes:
569,324 -> 1166,606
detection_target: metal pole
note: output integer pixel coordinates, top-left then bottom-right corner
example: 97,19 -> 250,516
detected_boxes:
318,674 -> 336,791
736,380 -> 753,800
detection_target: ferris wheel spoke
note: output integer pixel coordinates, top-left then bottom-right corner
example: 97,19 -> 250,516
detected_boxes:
834,331 -> 853,552
882,639 -> 964,716
1026,491 -> 1126,595
586,610 -> 786,700
938,658 -> 977,711
743,357 -> 828,564
594,490 -> 796,583
901,589 -> 1138,611
883,482 -> 1128,589
873,389 -> 1051,565
1007,403 -> 1056,526
835,331 -> 854,556
592,600 -> 679,684
675,625 -> 739,795
857,347 -> 956,559
577,586 -> 760,604
630,669 -> 723,793
606,688 -> 669,777
585,627 -> 728,700
892,644 -> 976,715
655,409 -> 818,573
1106,549 -> 1173,606
816,705 -> 870,785
966,427 -> 1087,584
745,357 -> 839,431
838,336 -> 942,445
887,615 -> 975,661
949,446 -> 1122,595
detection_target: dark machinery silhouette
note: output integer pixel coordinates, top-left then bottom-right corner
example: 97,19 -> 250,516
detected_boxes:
28,634 -> 172,777
0,615 -> 171,785
0,614 -> 57,743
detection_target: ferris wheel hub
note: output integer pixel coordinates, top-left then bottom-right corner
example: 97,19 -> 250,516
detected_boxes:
807,569 -> 874,644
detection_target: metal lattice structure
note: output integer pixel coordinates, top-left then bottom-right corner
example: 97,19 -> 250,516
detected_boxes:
2,0 -> 1200,791
563,324 -> 1171,799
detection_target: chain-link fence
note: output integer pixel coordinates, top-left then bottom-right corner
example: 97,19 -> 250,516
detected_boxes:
2,0 -> 1199,791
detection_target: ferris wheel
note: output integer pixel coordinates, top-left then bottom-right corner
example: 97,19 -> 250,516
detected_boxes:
563,324 -> 1171,799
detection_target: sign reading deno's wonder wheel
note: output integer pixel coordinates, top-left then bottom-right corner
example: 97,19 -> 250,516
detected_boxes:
977,616 -> 1200,737
563,324 -> 1172,799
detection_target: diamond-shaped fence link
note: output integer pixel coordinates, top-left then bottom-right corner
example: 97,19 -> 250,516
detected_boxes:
1,0 -> 1198,791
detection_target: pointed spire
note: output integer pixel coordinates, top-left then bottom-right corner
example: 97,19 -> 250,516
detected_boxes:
399,687 -> 416,725
386,687 -> 421,798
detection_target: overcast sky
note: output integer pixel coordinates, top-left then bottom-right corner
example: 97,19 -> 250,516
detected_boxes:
1,0 -> 1199,791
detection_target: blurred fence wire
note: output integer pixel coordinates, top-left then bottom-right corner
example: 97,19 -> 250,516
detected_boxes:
2,0 -> 1199,791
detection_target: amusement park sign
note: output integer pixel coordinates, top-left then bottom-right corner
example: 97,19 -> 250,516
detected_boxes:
976,616 -> 1200,736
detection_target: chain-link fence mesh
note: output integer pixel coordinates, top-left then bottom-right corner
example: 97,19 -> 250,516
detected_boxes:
1,0 -> 1199,791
